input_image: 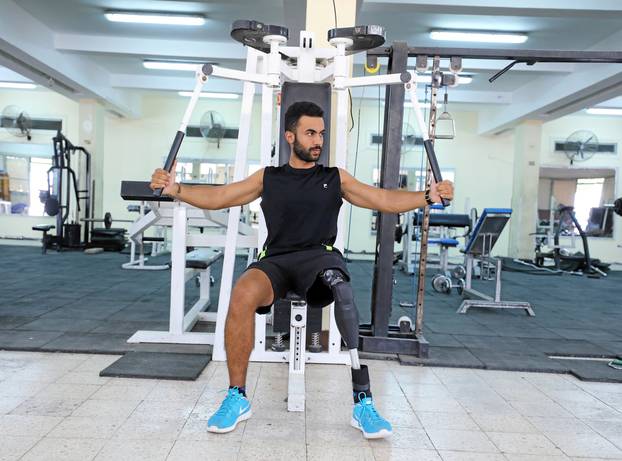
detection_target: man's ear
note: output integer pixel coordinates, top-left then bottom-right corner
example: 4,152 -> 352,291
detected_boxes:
284,130 -> 295,145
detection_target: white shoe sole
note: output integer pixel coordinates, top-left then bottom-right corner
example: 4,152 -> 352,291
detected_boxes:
350,417 -> 392,439
207,409 -> 252,433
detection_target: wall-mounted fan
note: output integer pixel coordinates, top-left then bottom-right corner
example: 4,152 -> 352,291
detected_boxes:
563,130 -> 599,165
1,105 -> 32,141
199,110 -> 226,148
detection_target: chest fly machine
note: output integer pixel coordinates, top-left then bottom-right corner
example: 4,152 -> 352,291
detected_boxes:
140,19 -> 454,411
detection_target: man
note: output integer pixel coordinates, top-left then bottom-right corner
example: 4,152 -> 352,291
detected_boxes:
150,101 -> 454,439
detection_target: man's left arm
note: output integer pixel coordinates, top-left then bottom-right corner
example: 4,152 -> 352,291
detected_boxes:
338,168 -> 453,213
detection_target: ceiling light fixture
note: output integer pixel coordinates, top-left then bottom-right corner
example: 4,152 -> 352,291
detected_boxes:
178,91 -> 239,99
105,11 -> 205,26
430,30 -> 527,44
586,107 -> 622,116
0,81 -> 37,89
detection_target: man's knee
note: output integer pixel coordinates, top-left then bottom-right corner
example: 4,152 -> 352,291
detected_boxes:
319,269 -> 359,349
230,274 -> 273,313
319,269 -> 353,304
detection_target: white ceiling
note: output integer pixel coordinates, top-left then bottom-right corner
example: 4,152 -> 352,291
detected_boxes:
1,0 -> 621,133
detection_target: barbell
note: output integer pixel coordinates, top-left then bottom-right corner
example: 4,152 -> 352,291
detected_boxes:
81,212 -> 133,229
614,197 -> 622,217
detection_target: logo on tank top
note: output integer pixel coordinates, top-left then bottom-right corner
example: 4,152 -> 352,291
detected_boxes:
323,183 -> 328,189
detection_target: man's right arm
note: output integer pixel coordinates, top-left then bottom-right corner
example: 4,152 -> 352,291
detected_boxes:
150,167 -> 264,210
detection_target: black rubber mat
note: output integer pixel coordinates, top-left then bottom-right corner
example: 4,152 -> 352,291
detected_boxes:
100,351 -> 210,380
1,245 -> 621,382
556,358 -> 622,383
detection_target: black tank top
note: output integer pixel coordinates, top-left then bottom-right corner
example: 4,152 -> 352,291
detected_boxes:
260,163 -> 342,257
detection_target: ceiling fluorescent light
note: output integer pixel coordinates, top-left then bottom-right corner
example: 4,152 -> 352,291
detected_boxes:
178,91 -> 239,99
430,30 -> 527,44
586,107 -> 622,116
0,81 -> 37,89
144,61 -> 202,71
105,11 -> 205,26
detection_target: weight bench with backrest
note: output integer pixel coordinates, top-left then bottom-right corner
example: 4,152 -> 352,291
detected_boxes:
457,208 -> 534,316
413,211 -> 471,275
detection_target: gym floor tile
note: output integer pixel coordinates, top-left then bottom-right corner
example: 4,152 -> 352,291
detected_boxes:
16,318 -> 102,333
20,437 -> 105,461
399,346 -> 485,368
40,333 -> 132,354
0,330 -> 65,349
425,428 -> 499,452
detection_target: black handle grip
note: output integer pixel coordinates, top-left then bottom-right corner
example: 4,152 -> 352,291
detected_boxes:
423,139 -> 450,207
154,130 -> 185,197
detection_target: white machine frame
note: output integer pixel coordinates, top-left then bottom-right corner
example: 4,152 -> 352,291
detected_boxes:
122,201 -> 169,270
125,200 -> 256,344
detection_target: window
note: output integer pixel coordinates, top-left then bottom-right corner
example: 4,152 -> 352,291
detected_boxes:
0,154 -> 52,216
175,161 -> 195,182
29,157 -> 52,216
574,178 -> 604,230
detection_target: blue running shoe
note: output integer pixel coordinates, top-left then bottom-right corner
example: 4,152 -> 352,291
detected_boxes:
207,388 -> 252,433
351,395 -> 392,439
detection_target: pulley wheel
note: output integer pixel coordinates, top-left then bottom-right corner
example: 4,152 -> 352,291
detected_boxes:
327,25 -> 385,55
231,19 -> 288,52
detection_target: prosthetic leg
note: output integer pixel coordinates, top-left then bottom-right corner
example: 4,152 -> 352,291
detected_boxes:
320,269 -> 371,402
320,269 -> 392,438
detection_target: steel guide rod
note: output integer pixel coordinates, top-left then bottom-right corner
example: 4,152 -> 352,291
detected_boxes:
415,56 -> 440,337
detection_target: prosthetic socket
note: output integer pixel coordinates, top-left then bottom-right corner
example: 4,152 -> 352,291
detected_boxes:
319,269 -> 359,351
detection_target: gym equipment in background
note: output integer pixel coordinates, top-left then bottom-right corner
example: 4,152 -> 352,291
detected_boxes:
122,203 -> 169,270
534,205 -> 609,277
457,208 -> 535,316
33,132 -> 93,251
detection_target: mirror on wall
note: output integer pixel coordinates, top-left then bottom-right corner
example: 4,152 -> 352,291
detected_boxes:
538,167 -> 616,238
0,153 -> 52,216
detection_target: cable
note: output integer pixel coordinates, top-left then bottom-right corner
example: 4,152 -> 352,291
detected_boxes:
345,71 -> 367,256
348,89 -> 354,132
331,0 -> 354,132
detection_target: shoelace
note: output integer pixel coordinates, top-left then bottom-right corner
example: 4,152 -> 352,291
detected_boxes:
214,388 -> 244,417
357,393 -> 384,424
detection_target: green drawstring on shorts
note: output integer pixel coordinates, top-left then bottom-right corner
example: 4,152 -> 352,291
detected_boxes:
258,249 -> 267,260
322,244 -> 333,252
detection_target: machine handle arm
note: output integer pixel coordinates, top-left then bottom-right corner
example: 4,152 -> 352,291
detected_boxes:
405,73 -> 450,207
154,67 -> 209,197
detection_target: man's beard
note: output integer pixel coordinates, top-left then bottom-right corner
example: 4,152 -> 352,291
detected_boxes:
293,137 -> 321,163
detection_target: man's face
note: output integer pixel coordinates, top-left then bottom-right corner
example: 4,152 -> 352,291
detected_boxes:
288,115 -> 325,163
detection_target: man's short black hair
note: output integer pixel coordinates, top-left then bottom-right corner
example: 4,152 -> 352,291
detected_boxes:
284,101 -> 324,133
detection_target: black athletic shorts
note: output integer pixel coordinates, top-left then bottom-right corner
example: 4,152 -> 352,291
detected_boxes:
245,247 -> 350,314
